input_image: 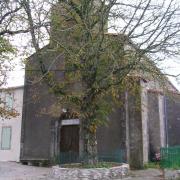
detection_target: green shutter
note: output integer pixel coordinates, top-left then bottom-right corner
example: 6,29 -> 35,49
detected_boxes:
1,127 -> 11,150
5,93 -> 13,110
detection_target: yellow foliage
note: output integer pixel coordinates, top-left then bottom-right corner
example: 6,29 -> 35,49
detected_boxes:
89,124 -> 97,134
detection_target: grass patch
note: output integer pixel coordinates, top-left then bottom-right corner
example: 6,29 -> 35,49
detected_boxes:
163,165 -> 180,170
144,162 -> 160,169
60,162 -> 122,169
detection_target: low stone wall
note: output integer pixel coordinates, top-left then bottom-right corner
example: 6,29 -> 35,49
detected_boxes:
164,169 -> 180,180
50,164 -> 129,180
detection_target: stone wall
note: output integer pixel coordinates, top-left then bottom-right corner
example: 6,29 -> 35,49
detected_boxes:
166,94 -> 180,146
164,169 -> 180,180
148,92 -> 161,160
20,49 -> 60,161
50,164 -> 129,180
97,97 -> 126,156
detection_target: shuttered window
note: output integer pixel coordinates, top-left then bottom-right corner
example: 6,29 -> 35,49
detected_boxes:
5,93 -> 13,111
1,127 -> 12,150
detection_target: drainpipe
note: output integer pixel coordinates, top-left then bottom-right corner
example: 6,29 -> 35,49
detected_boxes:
164,96 -> 169,147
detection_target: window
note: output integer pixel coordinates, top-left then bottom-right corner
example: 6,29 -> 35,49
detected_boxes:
5,93 -> 13,111
1,127 -> 12,150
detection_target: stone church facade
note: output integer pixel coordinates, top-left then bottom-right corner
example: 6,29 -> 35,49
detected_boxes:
20,53 -> 180,168
20,1 -> 180,168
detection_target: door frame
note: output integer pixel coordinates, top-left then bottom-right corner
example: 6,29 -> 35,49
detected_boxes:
51,119 -> 81,161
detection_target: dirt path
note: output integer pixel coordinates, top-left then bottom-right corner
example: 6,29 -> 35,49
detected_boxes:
0,162 -> 50,180
125,168 -> 164,180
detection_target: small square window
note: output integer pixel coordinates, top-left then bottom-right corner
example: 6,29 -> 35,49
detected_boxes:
1,127 -> 12,150
5,93 -> 13,111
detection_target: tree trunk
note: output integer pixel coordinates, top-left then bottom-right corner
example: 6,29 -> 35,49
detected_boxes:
80,119 -> 98,165
86,130 -> 98,165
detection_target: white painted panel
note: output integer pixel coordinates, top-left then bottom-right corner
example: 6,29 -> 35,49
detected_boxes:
0,87 -> 23,162
61,119 -> 80,126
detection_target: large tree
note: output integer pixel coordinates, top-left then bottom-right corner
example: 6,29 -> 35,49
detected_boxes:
0,1 -> 21,118
1,0 -> 180,164
0,37 -> 18,118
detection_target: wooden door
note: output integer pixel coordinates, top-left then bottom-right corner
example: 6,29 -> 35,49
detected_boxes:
60,125 -> 79,153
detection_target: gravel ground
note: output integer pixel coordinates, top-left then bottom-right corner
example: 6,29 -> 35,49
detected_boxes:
125,168 -> 164,180
0,162 -> 164,180
0,162 -> 50,180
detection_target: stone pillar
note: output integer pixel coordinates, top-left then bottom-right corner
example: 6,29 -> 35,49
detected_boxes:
127,79 -> 144,169
125,92 -> 130,163
79,119 -> 84,159
158,94 -> 166,147
140,80 -> 149,164
50,120 -> 61,162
